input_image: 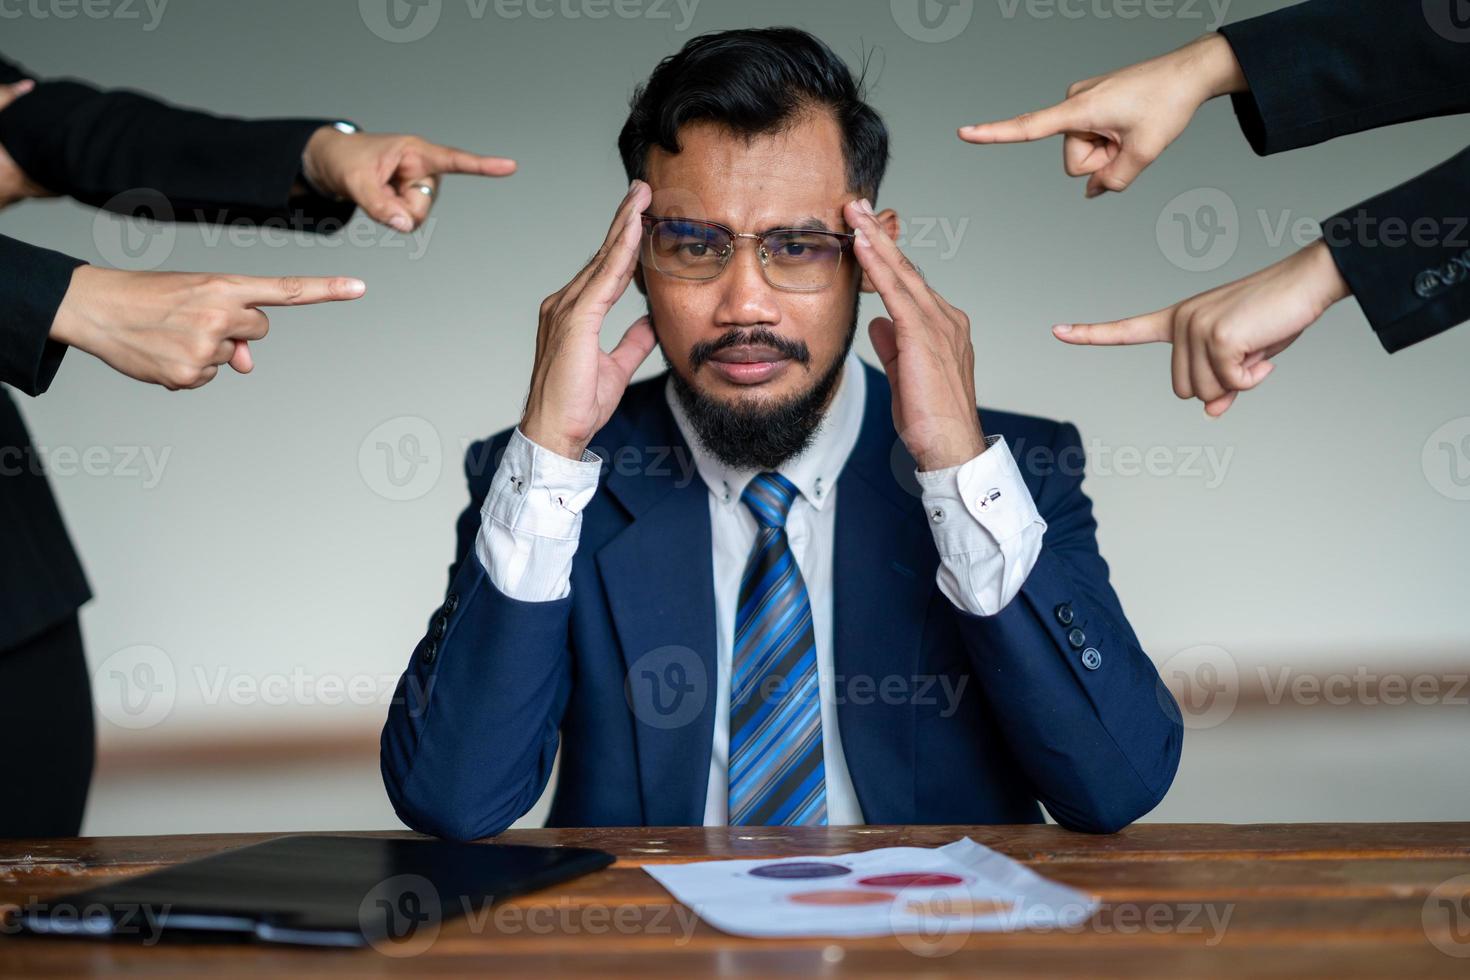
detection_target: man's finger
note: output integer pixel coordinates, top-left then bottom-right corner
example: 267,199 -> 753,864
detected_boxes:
576,198 -> 644,318
422,142 -> 518,178
845,200 -> 931,316
1084,145 -> 1151,198
228,340 -> 253,374
348,174 -> 416,233
1204,391 -> 1237,417
566,181 -> 648,302
1052,309 -> 1172,345
606,315 -> 656,380
0,78 -> 35,112
959,100 -> 1083,144
867,316 -> 899,373
237,275 -> 367,307
396,175 -> 437,226
1064,133 -> 1113,177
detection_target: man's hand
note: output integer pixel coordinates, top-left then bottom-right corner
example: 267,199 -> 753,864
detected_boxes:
1054,241 -> 1352,416
0,78 -> 55,209
844,197 -> 984,472
49,268 -> 366,390
958,33 -> 1246,198
301,127 -> 517,233
518,180 -> 657,460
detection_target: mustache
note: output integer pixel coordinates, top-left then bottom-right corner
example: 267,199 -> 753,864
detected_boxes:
688,328 -> 811,371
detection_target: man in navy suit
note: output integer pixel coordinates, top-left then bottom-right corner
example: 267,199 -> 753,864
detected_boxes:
382,28 -> 1182,839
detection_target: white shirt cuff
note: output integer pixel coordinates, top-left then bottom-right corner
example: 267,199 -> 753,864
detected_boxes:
914,435 -> 1047,617
474,427 -> 602,602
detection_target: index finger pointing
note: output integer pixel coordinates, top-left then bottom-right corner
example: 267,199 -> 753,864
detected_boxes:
240,275 -> 367,307
423,142 -> 518,177
1053,309 -> 1173,346
959,100 -> 1083,145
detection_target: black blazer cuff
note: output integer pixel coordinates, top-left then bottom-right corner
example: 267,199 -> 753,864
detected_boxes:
1217,11 -> 1332,156
0,236 -> 85,396
1322,146 -> 1470,353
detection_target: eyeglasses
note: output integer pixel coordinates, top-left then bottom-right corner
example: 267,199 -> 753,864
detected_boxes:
640,214 -> 855,292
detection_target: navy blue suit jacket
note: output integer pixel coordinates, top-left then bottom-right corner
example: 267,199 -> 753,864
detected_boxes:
382,361 -> 1182,840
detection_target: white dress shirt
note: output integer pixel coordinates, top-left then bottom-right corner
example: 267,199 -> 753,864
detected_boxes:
474,352 -> 1047,825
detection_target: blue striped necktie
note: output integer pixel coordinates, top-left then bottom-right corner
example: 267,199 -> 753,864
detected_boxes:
728,472 -> 826,826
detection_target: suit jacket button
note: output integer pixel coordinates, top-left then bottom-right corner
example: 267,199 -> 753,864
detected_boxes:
1055,603 -> 1075,626
423,639 -> 439,665
1081,647 -> 1102,670
1067,627 -> 1086,649
432,616 -> 448,640
443,592 -> 459,614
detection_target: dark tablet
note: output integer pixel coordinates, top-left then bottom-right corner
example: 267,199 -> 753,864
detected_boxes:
13,834 -> 615,949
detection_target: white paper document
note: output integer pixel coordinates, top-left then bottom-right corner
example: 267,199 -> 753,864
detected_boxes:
643,837 -> 1098,939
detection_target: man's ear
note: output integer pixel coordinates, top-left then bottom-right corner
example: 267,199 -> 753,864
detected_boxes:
859,207 -> 902,293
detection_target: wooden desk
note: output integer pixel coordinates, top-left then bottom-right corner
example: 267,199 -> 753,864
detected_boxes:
3,824 -> 1469,976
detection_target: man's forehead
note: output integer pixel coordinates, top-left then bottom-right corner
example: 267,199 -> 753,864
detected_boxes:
645,115 -> 853,230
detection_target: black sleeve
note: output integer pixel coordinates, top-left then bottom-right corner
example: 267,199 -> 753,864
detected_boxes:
0,235 -> 84,396
0,53 -> 354,230
1217,0 -> 1470,156
1320,146 -> 1470,353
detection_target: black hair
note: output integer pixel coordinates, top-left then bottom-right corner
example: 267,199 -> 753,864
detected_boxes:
618,27 -> 889,201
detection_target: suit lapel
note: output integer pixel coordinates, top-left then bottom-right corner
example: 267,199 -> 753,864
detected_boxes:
831,364 -> 937,824
595,387 -> 718,826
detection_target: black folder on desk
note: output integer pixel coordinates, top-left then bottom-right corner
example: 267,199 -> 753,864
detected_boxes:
13,835 -> 615,948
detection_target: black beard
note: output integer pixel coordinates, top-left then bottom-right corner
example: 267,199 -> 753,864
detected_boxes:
661,307 -> 858,472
